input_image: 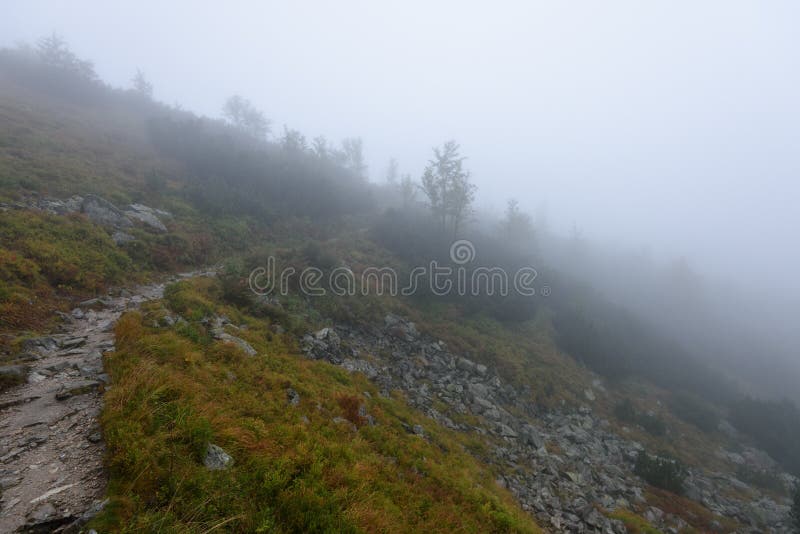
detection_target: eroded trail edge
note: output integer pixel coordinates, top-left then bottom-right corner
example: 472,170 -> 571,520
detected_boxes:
0,271 -> 212,533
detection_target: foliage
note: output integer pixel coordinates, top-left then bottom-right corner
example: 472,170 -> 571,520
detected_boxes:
420,140 -> 476,239
614,399 -> 667,437
669,392 -> 719,433
634,451 -> 686,494
223,94 -> 270,139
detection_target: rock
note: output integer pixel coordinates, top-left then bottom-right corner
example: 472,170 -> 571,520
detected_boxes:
55,381 -> 100,400
584,388 -> 596,402
204,444 -> 233,470
286,388 -> 301,406
88,432 -> 102,443
21,337 -> 59,354
81,194 -> 132,229
314,327 -> 340,348
0,364 -> 30,389
412,424 -> 425,436
219,333 -> 257,356
124,204 -> 168,232
497,423 -> 518,438
520,424 -> 545,449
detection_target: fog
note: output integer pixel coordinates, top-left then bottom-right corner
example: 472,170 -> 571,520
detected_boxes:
3,1 -> 799,394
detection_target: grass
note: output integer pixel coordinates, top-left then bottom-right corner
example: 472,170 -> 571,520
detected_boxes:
93,277 -> 540,533
0,210 -> 132,333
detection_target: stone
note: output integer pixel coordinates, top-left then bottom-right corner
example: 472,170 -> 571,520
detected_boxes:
21,337 -> 59,354
81,194 -> 132,229
520,424 -> 545,449
286,388 -> 300,406
204,444 -> 233,470
124,204 -> 168,232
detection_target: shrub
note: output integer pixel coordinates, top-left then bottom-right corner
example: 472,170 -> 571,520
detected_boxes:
670,392 -> 719,433
614,398 -> 666,437
634,451 -> 686,494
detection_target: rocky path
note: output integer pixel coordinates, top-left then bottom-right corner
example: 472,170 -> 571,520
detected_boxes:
0,271 -> 210,533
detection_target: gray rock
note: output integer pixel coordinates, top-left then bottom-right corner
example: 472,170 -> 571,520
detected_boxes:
124,204 -> 167,232
286,388 -> 301,406
81,194 -> 132,229
21,336 -> 59,354
204,443 -> 233,470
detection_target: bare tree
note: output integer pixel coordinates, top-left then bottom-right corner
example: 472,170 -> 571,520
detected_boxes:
420,141 -> 476,238
222,95 -> 270,140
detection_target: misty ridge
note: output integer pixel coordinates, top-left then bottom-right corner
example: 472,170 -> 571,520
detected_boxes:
1,4 -> 800,532
3,32 -> 795,404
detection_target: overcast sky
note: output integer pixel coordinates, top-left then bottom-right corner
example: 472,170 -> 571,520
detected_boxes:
2,0 -> 799,291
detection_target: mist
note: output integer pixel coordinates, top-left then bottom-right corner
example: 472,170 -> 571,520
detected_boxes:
2,1 -> 799,392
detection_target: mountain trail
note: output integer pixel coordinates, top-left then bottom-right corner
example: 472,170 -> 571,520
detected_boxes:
0,270 -> 214,533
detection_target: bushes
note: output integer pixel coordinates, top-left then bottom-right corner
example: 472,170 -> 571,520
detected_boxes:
634,451 -> 686,494
614,398 -> 667,437
670,392 -> 719,433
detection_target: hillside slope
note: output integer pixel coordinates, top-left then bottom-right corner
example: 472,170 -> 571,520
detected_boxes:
1,45 -> 798,533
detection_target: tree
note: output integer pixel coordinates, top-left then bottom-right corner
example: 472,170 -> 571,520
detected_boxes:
222,95 -> 270,140
280,126 -> 307,153
501,199 -> 534,244
36,32 -> 97,81
420,140 -> 476,239
385,158 -> 399,185
399,173 -> 416,209
340,137 -> 367,180
311,136 -> 329,160
132,69 -> 153,99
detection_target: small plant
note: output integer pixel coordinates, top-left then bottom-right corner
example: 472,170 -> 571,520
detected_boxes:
634,451 -> 686,494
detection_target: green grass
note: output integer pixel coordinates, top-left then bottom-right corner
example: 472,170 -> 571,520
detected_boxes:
0,210 -> 132,331
94,277 -> 540,533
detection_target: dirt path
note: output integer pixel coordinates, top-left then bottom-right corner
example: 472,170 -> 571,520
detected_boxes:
0,271 -> 211,533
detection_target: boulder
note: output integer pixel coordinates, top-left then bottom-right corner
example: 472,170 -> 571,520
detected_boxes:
81,194 -> 132,229
124,204 -> 168,232
204,443 -> 233,470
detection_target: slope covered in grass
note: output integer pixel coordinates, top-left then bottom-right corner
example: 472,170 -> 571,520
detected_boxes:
93,277 -> 539,533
